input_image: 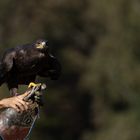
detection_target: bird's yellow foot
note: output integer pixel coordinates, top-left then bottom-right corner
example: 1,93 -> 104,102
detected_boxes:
28,82 -> 41,88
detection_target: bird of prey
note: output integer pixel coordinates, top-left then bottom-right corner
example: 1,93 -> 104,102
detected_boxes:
0,39 -> 61,96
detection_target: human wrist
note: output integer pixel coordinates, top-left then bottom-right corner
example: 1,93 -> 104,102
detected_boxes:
0,99 -> 8,108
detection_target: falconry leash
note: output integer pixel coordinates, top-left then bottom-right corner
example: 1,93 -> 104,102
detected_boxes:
24,83 -> 46,140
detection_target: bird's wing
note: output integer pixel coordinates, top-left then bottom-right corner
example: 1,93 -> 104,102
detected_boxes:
1,49 -> 16,72
0,62 -> 6,85
38,55 -> 61,80
0,49 -> 16,84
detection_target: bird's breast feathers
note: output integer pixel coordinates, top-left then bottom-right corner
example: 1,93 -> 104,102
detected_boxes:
14,48 -> 45,71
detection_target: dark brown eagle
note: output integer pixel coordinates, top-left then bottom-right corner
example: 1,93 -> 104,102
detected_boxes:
0,39 -> 61,96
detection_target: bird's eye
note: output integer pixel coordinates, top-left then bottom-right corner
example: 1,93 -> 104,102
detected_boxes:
37,42 -> 41,45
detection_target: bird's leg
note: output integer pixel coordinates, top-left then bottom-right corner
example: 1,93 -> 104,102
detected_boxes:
7,75 -> 18,96
27,82 -> 46,107
28,82 -> 41,88
10,88 -> 18,96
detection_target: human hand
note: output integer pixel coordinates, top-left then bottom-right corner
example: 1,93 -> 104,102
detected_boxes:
0,92 -> 30,113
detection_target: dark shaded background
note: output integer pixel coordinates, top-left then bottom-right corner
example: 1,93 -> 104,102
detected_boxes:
0,0 -> 140,140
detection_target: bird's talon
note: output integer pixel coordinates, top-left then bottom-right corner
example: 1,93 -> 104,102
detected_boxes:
28,82 -> 41,88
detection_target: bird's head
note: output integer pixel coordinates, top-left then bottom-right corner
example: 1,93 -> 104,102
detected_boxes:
35,39 -> 49,50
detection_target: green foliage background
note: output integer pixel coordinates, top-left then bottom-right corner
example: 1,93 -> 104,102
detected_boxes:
0,0 -> 140,140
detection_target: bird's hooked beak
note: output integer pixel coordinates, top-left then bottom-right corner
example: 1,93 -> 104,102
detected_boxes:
36,41 -> 47,49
